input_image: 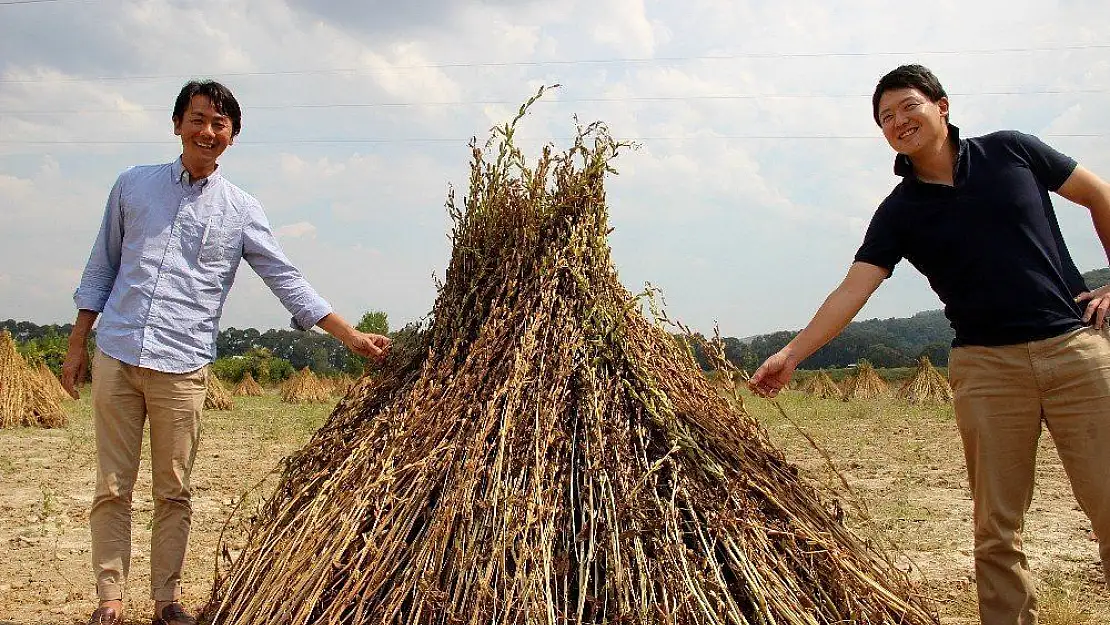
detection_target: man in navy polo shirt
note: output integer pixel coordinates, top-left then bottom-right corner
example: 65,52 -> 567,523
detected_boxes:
749,64 -> 1110,624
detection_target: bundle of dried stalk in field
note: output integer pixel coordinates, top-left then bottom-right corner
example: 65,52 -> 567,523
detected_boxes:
840,360 -> 890,401
0,331 -> 67,429
327,373 -> 356,397
205,374 -> 235,411
233,372 -> 265,397
802,369 -> 842,400
898,357 -> 952,405
207,95 -> 937,625
280,367 -> 330,404
34,360 -> 71,403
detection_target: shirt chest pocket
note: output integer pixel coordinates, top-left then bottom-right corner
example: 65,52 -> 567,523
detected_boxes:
197,216 -> 243,266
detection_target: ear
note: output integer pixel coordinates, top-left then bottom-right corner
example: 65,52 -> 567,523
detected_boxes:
172,116 -> 182,136
936,96 -> 950,119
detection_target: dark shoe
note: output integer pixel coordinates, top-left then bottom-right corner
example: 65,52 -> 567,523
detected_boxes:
153,602 -> 197,625
87,606 -> 122,625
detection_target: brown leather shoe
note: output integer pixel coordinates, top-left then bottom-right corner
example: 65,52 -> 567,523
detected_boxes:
153,602 -> 197,625
87,606 -> 122,625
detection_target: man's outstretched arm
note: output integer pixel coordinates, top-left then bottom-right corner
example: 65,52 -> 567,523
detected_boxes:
241,202 -> 390,361
748,262 -> 888,398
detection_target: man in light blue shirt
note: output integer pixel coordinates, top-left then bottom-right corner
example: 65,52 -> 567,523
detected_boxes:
61,80 -> 390,625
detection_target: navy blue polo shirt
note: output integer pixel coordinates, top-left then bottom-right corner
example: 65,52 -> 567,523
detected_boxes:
854,126 -> 1086,347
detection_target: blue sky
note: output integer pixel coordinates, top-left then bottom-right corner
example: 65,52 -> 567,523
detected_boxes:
1,0 -> 1108,338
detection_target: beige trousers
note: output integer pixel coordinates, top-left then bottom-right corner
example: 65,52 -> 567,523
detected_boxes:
950,327 -> 1110,625
90,350 -> 206,602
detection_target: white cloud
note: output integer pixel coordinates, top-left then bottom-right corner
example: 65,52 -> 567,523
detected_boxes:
275,222 -> 318,239
2,0 -> 1109,336
590,0 -> 658,57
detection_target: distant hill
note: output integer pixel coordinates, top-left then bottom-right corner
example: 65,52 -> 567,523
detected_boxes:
6,271 -> 1106,374
712,267 -> 1107,370
1085,268 -> 1110,290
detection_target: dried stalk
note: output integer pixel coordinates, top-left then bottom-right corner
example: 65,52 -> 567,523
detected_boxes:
205,374 -> 235,411
0,331 -> 67,428
207,90 -> 938,625
898,357 -> 952,405
234,372 -> 265,397
841,361 -> 889,401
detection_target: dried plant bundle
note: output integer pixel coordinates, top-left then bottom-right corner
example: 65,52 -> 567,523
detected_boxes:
0,331 -> 67,429
208,94 -> 937,625
35,361 -> 71,403
327,373 -> 356,397
280,367 -> 330,404
233,372 -> 265,397
840,360 -> 890,401
802,369 -> 842,400
205,374 -> 235,411
898,357 -> 953,405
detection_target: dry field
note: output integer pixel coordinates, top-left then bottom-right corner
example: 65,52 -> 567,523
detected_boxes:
744,388 -> 1110,624
0,392 -> 332,625
0,387 -> 1106,624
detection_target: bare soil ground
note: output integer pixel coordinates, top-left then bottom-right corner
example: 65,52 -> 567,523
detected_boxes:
0,392 -> 331,625
0,388 -> 1106,623
744,389 -> 1110,624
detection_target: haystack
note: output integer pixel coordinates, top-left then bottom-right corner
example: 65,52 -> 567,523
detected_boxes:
233,372 -> 265,397
326,373 -> 356,397
35,361 -> 71,403
280,367 -> 330,404
207,99 -> 936,625
899,356 -> 953,405
204,374 -> 235,411
802,369 -> 842,400
0,331 -> 67,428
841,360 -> 890,401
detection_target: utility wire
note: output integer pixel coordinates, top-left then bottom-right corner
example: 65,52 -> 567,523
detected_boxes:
3,88 -> 1107,115
0,0 -> 79,4
2,43 -> 1109,84
1,133 -> 1105,146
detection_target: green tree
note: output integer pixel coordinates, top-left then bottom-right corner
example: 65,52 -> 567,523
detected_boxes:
356,311 -> 389,335
917,342 -> 951,366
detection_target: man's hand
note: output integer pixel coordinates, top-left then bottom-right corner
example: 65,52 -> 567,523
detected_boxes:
748,350 -> 798,399
345,331 -> 391,363
746,261 -> 885,399
61,344 -> 89,400
1078,285 -> 1110,329
316,313 -> 391,363
62,309 -> 98,400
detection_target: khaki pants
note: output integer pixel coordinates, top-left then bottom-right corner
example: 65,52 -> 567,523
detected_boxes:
950,327 -> 1110,625
90,350 -> 206,602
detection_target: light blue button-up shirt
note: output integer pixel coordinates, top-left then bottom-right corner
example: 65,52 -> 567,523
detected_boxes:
74,158 -> 332,373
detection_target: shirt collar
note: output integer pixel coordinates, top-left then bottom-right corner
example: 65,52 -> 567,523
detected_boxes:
893,123 -> 964,181
171,156 -> 221,189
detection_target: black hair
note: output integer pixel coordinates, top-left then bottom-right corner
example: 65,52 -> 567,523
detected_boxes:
172,80 -> 242,137
872,65 -> 948,126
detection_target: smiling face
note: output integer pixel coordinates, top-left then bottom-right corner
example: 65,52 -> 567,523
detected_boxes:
173,94 -> 235,178
876,87 -> 949,157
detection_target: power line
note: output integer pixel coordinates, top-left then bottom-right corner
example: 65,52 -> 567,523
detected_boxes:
3,43 -> 1109,84
3,88 -> 1107,116
1,133 -> 1105,146
0,0 -> 98,4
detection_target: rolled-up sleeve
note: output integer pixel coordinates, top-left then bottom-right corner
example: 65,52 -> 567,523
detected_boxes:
242,201 -> 332,331
74,175 -> 125,312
